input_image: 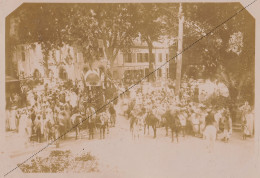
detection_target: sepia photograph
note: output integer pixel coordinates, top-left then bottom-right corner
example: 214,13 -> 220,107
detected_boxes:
1,0 -> 259,177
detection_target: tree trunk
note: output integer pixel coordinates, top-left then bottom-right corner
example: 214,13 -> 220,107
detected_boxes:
227,85 -> 239,122
175,3 -> 184,98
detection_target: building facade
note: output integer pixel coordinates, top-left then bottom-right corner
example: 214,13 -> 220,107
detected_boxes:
111,42 -> 170,82
11,40 -> 170,83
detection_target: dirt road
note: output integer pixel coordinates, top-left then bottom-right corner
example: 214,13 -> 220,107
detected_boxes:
3,105 -> 259,178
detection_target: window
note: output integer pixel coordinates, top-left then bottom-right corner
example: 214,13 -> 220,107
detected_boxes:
128,53 -> 132,63
137,53 -> 149,63
143,53 -> 149,62
132,53 -> 136,63
124,53 -> 132,63
137,53 -> 142,63
158,69 -> 162,77
158,53 -> 162,62
21,46 -> 25,61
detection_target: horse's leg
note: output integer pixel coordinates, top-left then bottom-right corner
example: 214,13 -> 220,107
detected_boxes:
166,125 -> 168,136
147,125 -> 150,135
171,129 -> 174,142
46,132 -> 49,143
77,127 -> 80,139
176,129 -> 179,143
131,127 -> 134,140
100,126 -> 102,139
89,126 -> 91,140
75,127 -> 78,140
153,125 -> 156,138
107,122 -> 109,134
102,125 -> 106,139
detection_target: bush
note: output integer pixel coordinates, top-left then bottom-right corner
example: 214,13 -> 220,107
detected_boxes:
19,150 -> 98,173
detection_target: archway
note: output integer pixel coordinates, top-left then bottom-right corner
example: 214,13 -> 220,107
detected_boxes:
33,69 -> 41,79
59,67 -> 68,80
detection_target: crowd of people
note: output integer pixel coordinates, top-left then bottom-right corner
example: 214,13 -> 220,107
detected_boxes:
5,75 -> 254,151
123,81 -> 254,151
5,78 -> 118,146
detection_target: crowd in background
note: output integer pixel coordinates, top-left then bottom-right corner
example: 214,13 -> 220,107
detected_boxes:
5,76 -> 255,149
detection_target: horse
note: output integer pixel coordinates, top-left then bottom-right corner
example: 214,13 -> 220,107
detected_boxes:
162,109 -> 180,142
43,119 -> 56,142
144,111 -> 159,138
96,111 -> 110,139
125,100 -> 135,119
109,105 -> 116,127
130,113 -> 137,138
71,113 -> 83,140
110,113 -> 116,127
54,111 -> 70,140
161,110 -> 172,136
204,124 -> 217,152
86,107 -> 97,140
130,114 -> 143,140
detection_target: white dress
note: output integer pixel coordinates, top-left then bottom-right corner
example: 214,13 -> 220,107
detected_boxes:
246,113 -> 254,136
18,113 -> 27,138
5,109 -> 10,130
9,109 -> 17,130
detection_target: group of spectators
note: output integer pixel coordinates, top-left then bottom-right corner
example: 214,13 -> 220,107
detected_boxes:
123,81 -> 254,146
5,78 -> 118,145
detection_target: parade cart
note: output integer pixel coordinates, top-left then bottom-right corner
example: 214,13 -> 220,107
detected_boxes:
81,58 -> 119,110
83,69 -> 105,110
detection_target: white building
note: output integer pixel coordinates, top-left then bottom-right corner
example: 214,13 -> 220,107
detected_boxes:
11,39 -> 170,83
111,41 -> 170,81
11,43 -> 99,81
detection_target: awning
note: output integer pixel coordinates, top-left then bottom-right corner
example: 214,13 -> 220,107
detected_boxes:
6,75 -> 19,83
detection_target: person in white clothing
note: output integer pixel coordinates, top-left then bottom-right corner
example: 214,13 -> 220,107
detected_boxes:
204,113 -> 217,153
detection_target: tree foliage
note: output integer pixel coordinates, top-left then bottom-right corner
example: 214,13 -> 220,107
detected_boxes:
181,3 -> 255,114
7,3 -> 254,108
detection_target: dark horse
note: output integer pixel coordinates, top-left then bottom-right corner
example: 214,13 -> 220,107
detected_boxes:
129,112 -> 136,132
144,112 -> 159,138
71,113 -> 83,140
162,109 -> 180,142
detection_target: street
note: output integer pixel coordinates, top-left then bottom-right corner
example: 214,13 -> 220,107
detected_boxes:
3,100 -> 258,178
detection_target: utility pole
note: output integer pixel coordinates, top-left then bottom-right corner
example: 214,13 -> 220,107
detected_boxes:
175,3 -> 184,99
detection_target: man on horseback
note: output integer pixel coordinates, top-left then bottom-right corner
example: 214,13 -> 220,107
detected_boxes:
99,109 -> 109,139
144,105 -> 159,138
109,103 -> 116,127
71,108 -> 82,140
86,106 -> 96,140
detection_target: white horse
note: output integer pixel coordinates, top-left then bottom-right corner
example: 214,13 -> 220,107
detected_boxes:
204,125 -> 217,153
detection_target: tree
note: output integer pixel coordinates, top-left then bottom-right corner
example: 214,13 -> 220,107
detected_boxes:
8,4 -> 73,77
181,3 -> 255,119
8,4 -> 140,77
91,4 -> 139,70
135,4 -> 169,82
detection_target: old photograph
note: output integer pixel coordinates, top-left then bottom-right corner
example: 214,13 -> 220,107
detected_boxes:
2,1 -> 258,177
